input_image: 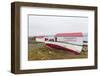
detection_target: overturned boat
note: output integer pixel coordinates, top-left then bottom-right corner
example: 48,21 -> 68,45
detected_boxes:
45,41 -> 82,55
45,32 -> 83,55
35,32 -> 86,55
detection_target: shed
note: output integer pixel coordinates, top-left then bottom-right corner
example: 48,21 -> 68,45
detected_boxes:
55,32 -> 83,46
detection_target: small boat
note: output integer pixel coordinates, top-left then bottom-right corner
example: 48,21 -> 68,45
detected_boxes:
45,41 -> 82,55
35,32 -> 85,54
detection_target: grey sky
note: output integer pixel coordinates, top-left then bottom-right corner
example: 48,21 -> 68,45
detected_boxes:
28,15 -> 88,37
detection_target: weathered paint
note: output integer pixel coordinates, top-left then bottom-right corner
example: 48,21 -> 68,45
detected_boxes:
46,43 -> 80,55
45,41 -> 82,54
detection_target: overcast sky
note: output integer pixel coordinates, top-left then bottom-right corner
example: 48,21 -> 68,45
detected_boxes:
28,15 -> 88,37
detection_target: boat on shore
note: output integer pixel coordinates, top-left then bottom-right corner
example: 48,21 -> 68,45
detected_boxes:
45,41 -> 82,55
34,32 -> 88,55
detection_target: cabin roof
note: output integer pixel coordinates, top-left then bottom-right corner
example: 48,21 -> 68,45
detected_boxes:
55,32 -> 83,37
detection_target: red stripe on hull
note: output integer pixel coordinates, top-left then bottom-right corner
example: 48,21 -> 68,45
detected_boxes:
46,43 -> 80,55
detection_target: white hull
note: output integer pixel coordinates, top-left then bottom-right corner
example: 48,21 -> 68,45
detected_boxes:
45,41 -> 82,54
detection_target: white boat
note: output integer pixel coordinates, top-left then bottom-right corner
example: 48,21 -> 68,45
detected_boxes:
35,32 -> 85,54
45,41 -> 82,55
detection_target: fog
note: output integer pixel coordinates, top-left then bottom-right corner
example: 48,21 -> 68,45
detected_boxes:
29,15 -> 88,37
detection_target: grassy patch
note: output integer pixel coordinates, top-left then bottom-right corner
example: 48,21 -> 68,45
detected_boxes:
28,41 -> 88,61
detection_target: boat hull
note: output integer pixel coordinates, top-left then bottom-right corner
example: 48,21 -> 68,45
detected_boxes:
45,41 -> 82,55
